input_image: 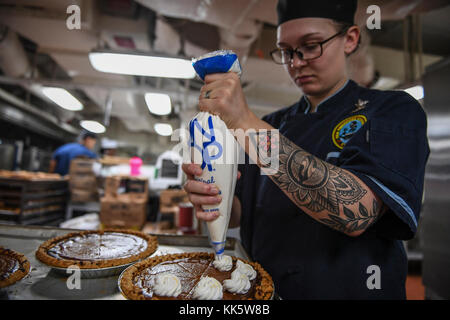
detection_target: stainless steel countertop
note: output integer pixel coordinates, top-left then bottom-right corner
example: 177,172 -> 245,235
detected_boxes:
0,224 -> 250,300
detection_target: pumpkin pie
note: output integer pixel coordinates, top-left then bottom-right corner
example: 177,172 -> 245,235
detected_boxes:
36,229 -> 157,269
0,247 -> 31,288
119,252 -> 273,300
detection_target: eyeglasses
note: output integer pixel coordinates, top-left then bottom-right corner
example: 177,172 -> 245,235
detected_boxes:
270,28 -> 348,65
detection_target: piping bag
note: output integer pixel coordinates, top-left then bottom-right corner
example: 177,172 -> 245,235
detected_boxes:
189,50 -> 241,259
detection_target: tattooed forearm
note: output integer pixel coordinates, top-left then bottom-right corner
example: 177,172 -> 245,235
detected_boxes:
273,135 -> 366,214
320,200 -> 379,234
252,132 -> 382,236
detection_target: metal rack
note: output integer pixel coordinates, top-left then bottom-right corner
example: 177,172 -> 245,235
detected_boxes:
0,178 -> 69,225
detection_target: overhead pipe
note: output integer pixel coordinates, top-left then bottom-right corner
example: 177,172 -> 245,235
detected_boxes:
0,86 -> 78,135
0,26 -> 32,78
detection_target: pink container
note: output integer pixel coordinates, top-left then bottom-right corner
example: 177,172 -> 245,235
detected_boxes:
129,156 -> 143,176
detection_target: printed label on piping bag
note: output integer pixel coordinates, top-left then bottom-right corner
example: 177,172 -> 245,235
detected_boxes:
189,112 -> 238,246
189,50 -> 241,256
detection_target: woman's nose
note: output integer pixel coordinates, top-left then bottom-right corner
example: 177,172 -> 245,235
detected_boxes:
290,53 -> 308,68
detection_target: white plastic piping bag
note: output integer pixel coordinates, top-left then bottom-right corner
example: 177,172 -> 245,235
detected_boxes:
189,50 -> 241,259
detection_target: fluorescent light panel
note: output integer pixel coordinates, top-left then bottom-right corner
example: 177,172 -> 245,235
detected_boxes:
145,93 -> 171,115
80,120 -> 106,134
42,87 -> 83,111
89,52 -> 196,79
154,123 -> 173,136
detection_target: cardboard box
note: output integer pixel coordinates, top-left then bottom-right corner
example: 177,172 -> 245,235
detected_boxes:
69,158 -> 96,174
100,194 -> 147,229
159,189 -> 189,206
68,159 -> 98,203
71,189 -> 98,203
104,176 -> 121,197
104,175 -> 148,198
99,156 -> 130,166
159,204 -> 179,214
126,178 -> 148,194
69,173 -> 98,191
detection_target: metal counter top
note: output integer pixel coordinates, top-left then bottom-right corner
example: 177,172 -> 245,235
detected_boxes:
0,224 -> 250,300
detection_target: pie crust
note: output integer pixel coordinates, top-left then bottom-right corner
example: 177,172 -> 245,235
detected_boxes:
35,229 -> 157,269
120,252 -> 274,300
0,247 -> 31,288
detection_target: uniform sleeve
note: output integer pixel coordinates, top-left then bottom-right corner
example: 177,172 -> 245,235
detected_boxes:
339,92 -> 430,240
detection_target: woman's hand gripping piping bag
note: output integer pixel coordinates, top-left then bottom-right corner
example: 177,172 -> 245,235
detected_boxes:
189,50 -> 241,260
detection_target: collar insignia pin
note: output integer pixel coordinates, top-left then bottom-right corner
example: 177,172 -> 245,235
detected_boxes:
352,99 -> 368,113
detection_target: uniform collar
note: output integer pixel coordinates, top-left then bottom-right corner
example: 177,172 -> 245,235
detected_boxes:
299,79 -> 356,114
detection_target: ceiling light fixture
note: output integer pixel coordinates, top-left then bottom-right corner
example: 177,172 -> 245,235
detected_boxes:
88,50 -> 196,79
42,87 -> 83,111
80,120 -> 106,134
145,93 -> 171,115
154,123 -> 173,136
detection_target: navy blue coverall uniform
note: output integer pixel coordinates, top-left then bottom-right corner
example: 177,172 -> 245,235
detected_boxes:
235,79 -> 430,299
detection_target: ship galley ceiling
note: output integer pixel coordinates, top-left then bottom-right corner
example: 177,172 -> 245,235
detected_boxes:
0,0 -> 449,142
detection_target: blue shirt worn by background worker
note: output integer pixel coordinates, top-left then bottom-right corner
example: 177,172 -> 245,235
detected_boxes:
235,79 -> 430,299
52,143 -> 97,176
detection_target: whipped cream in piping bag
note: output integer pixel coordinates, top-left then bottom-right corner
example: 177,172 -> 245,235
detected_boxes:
192,276 -> 223,300
190,50 -> 241,259
152,272 -> 182,297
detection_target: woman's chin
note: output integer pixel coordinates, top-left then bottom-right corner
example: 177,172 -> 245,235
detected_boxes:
297,82 -> 321,96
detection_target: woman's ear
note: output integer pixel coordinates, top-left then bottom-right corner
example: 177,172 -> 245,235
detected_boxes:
344,25 -> 360,56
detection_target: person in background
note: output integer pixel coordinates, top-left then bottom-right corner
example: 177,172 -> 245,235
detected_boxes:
49,130 -> 98,176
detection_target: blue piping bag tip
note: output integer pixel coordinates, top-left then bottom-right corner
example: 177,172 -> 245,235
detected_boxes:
211,241 -> 226,258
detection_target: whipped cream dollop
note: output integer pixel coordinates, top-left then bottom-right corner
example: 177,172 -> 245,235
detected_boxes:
235,260 -> 257,280
152,272 -> 182,297
192,276 -> 223,300
213,254 -> 233,271
223,269 -> 251,294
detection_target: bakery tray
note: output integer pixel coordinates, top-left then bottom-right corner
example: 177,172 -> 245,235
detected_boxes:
0,224 -> 254,300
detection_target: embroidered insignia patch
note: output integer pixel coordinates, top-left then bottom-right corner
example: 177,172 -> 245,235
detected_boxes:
352,99 -> 369,113
332,115 -> 367,149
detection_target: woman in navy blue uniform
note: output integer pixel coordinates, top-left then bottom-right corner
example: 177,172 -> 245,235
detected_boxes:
182,0 -> 429,299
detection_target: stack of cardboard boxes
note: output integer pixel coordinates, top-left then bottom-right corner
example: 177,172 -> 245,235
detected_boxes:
159,188 -> 189,228
159,189 -> 189,214
69,159 -> 99,203
141,188 -> 191,234
99,175 -> 149,230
